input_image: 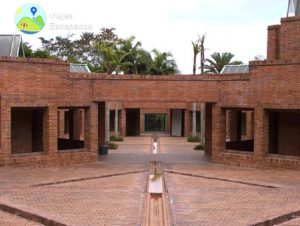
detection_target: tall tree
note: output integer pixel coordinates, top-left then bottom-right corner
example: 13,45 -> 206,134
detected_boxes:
205,52 -> 243,74
150,49 -> 178,75
198,35 -> 206,74
135,49 -> 153,75
192,41 -> 200,75
118,36 -> 141,74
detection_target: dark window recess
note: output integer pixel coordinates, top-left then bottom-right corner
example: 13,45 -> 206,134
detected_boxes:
145,114 -> 166,132
64,111 -> 69,134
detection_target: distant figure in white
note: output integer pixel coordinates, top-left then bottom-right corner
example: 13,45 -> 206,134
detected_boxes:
153,142 -> 158,154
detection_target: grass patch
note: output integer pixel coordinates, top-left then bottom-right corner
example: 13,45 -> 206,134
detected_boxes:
187,135 -> 201,142
107,142 -> 118,150
110,135 -> 124,142
194,144 -> 204,150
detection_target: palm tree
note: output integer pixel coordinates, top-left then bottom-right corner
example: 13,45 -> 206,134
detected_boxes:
205,52 -> 243,74
95,43 -> 115,74
198,35 -> 206,74
150,49 -> 178,75
135,49 -> 153,75
95,42 -> 133,75
119,36 -> 142,74
192,41 -> 200,75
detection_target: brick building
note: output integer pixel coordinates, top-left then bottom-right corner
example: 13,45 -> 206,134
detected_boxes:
0,15 -> 300,169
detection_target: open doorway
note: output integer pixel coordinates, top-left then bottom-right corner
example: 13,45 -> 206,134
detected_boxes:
170,109 -> 184,137
126,109 -> 140,136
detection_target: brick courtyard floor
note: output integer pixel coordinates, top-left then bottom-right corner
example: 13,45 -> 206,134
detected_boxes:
0,136 -> 300,225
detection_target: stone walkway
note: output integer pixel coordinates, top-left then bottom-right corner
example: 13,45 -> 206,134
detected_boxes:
0,136 -> 300,225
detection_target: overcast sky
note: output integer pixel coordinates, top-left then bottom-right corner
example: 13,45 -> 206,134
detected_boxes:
1,0 -> 287,74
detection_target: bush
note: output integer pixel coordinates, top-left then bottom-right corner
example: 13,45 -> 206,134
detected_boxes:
110,135 -> 124,142
107,142 -> 118,150
194,144 -> 204,150
187,135 -> 200,142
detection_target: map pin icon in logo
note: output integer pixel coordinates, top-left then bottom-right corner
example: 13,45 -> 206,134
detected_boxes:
31,7 -> 37,19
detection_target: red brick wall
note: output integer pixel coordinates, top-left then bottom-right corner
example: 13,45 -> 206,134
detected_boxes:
2,15 -> 300,171
267,25 -> 280,60
280,17 -> 300,61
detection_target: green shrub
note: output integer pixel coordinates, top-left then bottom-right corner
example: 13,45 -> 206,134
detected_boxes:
187,135 -> 200,142
194,144 -> 204,150
110,135 -> 124,142
107,142 -> 118,150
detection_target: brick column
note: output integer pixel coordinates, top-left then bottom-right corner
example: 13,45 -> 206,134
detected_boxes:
44,105 -> 57,156
140,110 -> 145,134
114,108 -> 119,137
254,107 -> 268,161
192,103 -> 197,137
98,103 -> 105,146
0,101 -> 11,165
166,109 -> 171,134
204,103 -> 212,156
211,104 -> 226,161
120,109 -> 126,136
105,104 -> 110,143
184,109 -> 190,137
68,109 -> 74,141
85,103 -> 98,153
246,111 -> 254,140
200,103 -> 206,145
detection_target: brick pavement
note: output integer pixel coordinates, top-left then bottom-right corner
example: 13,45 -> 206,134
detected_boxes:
0,136 -> 300,225
0,210 -> 41,226
165,172 -> 300,226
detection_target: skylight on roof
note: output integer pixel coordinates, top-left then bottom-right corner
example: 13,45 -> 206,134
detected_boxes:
70,63 -> 91,73
220,65 -> 249,74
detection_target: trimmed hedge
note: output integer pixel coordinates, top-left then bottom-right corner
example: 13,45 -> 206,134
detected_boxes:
194,144 -> 204,150
110,135 -> 124,142
107,142 -> 118,150
187,135 -> 201,142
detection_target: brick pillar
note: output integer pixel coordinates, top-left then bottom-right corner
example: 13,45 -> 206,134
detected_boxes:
184,109 -> 190,137
57,109 -> 66,139
114,108 -> 119,137
192,103 -> 197,137
211,104 -> 226,161
0,101 -> 11,165
267,25 -> 280,60
254,108 -> 268,161
200,103 -> 206,145
246,111 -> 254,140
81,109 -> 85,140
68,109 -> 74,141
120,109 -> 126,136
105,104 -> 110,143
85,103 -> 98,154
204,103 -> 212,156
140,110 -> 144,134
98,103 -> 105,146
44,105 -> 58,156
166,109 -> 171,134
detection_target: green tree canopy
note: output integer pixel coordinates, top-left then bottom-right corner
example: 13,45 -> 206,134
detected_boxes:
205,52 -> 243,74
150,49 -> 179,75
26,28 -> 178,75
